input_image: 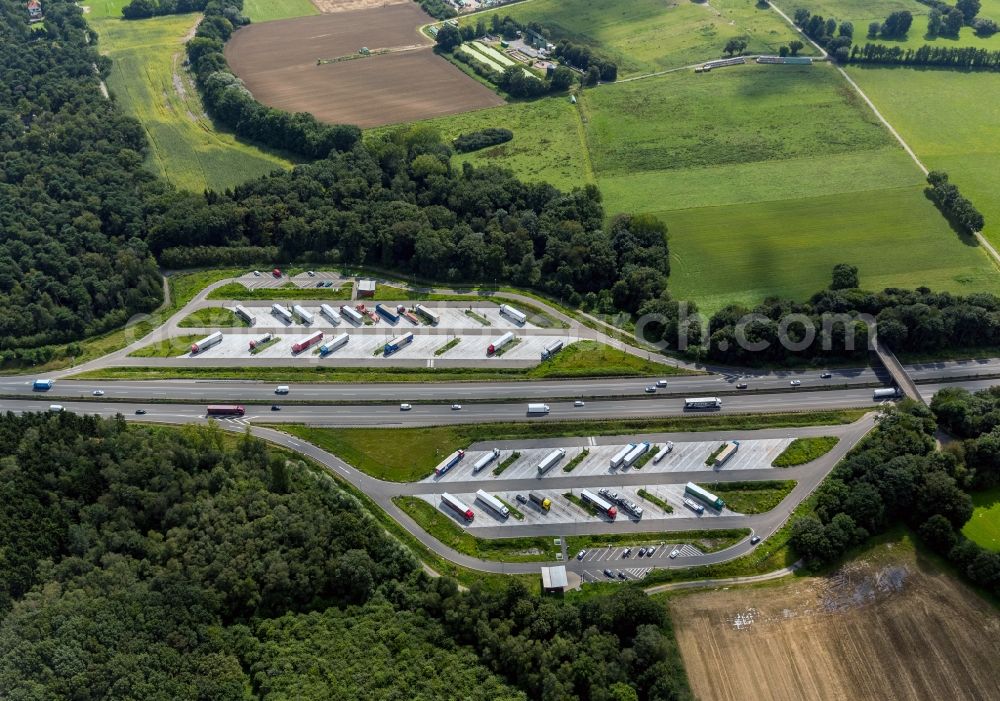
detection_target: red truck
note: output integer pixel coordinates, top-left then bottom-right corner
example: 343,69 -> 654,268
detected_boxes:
206,405 -> 245,416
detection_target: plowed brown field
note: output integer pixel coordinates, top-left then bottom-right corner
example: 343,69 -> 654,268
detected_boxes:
670,548 -> 1000,701
224,7 -> 503,128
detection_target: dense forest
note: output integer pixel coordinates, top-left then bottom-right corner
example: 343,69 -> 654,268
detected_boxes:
0,0 -> 165,350
789,401 -> 1000,597
0,413 -> 692,700
639,266 -> 1000,365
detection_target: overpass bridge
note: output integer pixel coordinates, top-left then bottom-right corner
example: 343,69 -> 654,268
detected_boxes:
872,339 -> 922,404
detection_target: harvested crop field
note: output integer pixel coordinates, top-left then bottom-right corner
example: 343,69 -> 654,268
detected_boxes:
225,8 -> 503,128
311,0 -> 410,12
670,546 -> 1000,701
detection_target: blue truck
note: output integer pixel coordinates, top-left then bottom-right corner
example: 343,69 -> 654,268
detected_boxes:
375,303 -> 400,323
33,379 -> 54,391
384,332 -> 414,356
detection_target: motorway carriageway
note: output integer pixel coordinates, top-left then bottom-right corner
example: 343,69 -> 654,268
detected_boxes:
2,380 -> 995,426
4,357 -> 1000,404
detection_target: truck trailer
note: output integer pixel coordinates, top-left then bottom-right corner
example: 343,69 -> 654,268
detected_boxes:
536,448 -> 566,474
384,332 -> 414,356
206,405 -> 245,416
711,441 -> 740,467
234,305 -> 256,326
249,333 -> 272,350
291,331 -> 324,354
610,444 -> 636,469
529,492 -> 552,511
683,497 -> 705,514
580,489 -> 617,519
375,303 -> 399,323
435,450 -> 465,477
319,333 -> 349,355
441,493 -> 474,521
487,331 -> 515,356
541,340 -> 563,359
414,304 -> 440,325
292,305 -> 314,325
684,397 -> 722,411
190,331 -> 223,354
320,304 -> 341,325
340,305 -> 364,324
473,448 -> 501,473
685,482 -> 725,510
873,387 -> 903,400
475,490 -> 510,519
272,304 -> 293,323
499,304 -> 527,325
33,379 -> 54,391
622,442 -> 650,468
527,403 -> 550,415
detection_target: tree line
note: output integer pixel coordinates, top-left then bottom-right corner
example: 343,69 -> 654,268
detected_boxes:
926,171 -> 984,234
793,7 -> 855,62
0,0 -> 165,352
790,401 -> 1000,599
848,41 -> 1000,68
0,413 -> 692,700
120,0 -> 245,21
639,266 -> 1000,366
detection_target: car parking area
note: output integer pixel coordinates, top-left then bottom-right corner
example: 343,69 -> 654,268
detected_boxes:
425,438 -> 792,483
577,542 -> 707,582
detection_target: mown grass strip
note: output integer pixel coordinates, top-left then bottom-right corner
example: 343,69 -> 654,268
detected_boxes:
696,480 -> 797,515
772,436 -> 839,467
497,496 -> 524,521
564,492 -> 599,517
208,282 -> 351,300
129,334 -> 201,358
632,445 -> 659,469
393,496 -> 556,562
275,412 -> 865,482
434,338 -> 461,356
464,309 -> 491,326
177,307 -> 247,328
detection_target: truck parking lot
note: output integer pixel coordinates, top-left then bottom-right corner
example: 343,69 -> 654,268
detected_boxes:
425,438 -> 794,483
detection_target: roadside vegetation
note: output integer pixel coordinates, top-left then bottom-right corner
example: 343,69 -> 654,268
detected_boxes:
698,480 -> 797,514
207,282 -> 351,300
637,489 -> 673,513
493,451 -> 521,476
129,334 -> 201,358
772,436 -> 840,466
277,411 -> 865,481
562,449 -> 589,473
177,307 -> 246,328
393,497 -> 555,562
963,486 -> 1000,552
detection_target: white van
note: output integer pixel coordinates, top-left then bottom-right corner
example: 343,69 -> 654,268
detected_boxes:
48,404 -> 64,412
275,386 -> 290,394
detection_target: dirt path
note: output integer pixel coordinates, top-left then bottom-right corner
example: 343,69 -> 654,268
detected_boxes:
644,562 -> 802,595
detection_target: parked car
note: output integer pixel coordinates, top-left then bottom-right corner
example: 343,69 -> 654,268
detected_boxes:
644,385 -> 656,393
400,403 -> 412,411
790,380 -> 802,386
92,389 -> 105,396
656,379 -> 668,387
617,571 -> 627,580
253,270 -> 261,277
515,494 -> 527,504
647,546 -> 657,557
577,550 -> 586,560
820,372 -> 832,379
316,281 -> 324,287
451,404 -> 462,411
736,382 -> 748,389
604,568 -> 615,578
574,400 -> 585,407
750,535 -> 761,545
135,409 -> 146,415
638,547 -> 647,557
622,548 -> 632,558
307,270 -> 315,276
669,548 -> 680,559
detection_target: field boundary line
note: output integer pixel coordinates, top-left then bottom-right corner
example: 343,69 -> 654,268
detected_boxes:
644,561 -> 802,594
572,93 -> 598,186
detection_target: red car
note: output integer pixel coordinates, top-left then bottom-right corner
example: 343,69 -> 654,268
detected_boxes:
272,268 -> 281,278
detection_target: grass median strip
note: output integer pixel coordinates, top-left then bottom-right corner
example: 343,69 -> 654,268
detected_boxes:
393,496 -> 555,562
632,445 -> 659,469
497,496 -> 524,521
270,412 -> 864,482
772,436 -> 839,467
564,492 -> 599,517
208,282 -> 351,300
493,451 -> 521,476
697,480 -> 797,515
637,488 -> 673,513
177,307 -> 247,328
562,449 -> 589,473
434,338 -> 461,356
464,309 -> 491,326
249,336 -> 280,355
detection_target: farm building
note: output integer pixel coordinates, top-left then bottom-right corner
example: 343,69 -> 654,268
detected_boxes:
357,279 -> 376,298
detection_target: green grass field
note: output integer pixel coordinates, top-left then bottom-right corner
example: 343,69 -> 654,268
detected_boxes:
772,436 -> 839,466
177,307 -> 247,327
698,480 -> 796,514
130,334 -> 201,358
462,0 -> 810,76
772,0 -> 1000,53
845,66 -> 1000,251
963,486 -> 1000,552
90,11 -> 297,192
243,0 -> 318,22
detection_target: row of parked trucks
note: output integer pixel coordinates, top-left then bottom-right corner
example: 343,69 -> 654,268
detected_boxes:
609,442 -> 650,469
